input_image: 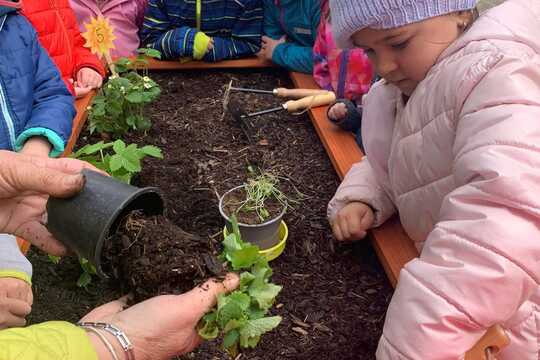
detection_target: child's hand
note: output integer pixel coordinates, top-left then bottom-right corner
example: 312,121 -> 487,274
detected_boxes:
0,277 -> 33,329
20,137 -> 51,158
76,67 -> 103,90
328,102 -> 348,121
208,37 -> 214,51
257,35 -> 286,61
331,202 -> 374,242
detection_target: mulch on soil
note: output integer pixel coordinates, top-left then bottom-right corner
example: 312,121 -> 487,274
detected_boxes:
29,69 -> 392,359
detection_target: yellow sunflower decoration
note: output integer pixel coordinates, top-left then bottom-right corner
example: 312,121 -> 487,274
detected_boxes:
82,16 -> 116,71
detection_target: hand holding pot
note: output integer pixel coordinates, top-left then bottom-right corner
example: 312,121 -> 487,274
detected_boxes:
80,274 -> 239,360
0,151 -> 97,256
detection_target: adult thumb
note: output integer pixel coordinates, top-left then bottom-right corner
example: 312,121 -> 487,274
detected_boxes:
184,273 -> 239,319
80,295 -> 130,322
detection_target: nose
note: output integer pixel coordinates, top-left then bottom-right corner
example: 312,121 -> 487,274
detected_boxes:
375,50 -> 399,78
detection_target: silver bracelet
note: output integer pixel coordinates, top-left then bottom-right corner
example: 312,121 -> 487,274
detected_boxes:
82,326 -> 120,360
78,322 -> 135,360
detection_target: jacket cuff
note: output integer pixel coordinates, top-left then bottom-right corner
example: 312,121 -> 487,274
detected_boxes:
73,63 -> 107,80
0,270 -> 31,285
193,31 -> 211,60
15,127 -> 65,158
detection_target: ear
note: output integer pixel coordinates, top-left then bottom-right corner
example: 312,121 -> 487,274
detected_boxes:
454,10 -> 476,30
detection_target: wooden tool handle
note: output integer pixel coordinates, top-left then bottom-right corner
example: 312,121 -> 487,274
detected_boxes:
284,92 -> 336,112
465,325 -> 510,360
274,87 -> 332,99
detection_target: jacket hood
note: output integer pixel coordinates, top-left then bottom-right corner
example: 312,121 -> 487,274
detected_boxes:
442,0 -> 540,59
0,0 -> 20,17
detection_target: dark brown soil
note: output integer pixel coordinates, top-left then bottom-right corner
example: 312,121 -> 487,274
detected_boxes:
103,212 -> 223,302
29,69 -> 392,360
222,186 -> 285,225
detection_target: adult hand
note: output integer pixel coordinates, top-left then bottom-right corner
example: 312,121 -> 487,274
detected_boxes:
81,273 -> 240,360
0,151 -> 96,255
76,67 -> 103,90
0,277 -> 33,329
328,102 -> 348,121
331,202 -> 374,241
257,35 -> 286,61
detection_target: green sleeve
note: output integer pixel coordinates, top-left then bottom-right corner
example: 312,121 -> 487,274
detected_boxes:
0,321 -> 98,360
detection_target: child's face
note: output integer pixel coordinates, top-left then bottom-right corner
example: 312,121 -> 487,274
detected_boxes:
352,13 -> 468,96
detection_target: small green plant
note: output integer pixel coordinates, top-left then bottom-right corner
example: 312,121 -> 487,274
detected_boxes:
198,216 -> 282,356
72,139 -> 163,183
77,258 -> 97,289
88,48 -> 162,137
236,172 -> 288,222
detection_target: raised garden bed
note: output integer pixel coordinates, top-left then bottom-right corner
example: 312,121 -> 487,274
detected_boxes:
29,68 -> 392,359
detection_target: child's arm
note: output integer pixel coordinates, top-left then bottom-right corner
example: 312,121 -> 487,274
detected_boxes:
203,0 -> 263,62
14,35 -> 75,158
263,0 -> 320,73
139,0 -> 209,60
376,57 -> 540,359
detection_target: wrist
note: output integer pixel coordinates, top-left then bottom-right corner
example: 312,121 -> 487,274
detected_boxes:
20,137 -> 52,157
87,331 -> 121,360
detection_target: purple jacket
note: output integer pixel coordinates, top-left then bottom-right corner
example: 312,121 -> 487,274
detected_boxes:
68,0 -> 147,58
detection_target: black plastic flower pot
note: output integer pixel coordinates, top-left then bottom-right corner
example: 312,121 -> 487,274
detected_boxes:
219,185 -> 286,250
46,169 -> 164,278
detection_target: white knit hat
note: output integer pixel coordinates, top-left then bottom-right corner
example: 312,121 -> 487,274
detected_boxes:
330,0 -> 477,48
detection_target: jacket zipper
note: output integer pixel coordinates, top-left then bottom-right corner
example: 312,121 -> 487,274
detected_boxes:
0,77 -> 17,149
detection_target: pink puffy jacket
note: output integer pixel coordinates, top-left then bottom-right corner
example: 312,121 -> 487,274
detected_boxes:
328,0 -> 540,358
68,0 -> 147,58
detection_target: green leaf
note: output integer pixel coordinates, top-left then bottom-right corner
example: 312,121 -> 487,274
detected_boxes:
121,149 -> 142,172
73,141 -> 110,157
125,91 -> 144,103
249,283 -> 282,310
227,245 -> 260,271
238,317 -> 282,349
109,154 -> 123,172
77,271 -> 92,288
239,271 -> 256,290
222,329 -> 240,349
137,47 -> 162,59
113,139 -> 126,153
223,318 -> 247,333
139,145 -> 163,158
48,255 -> 61,264
223,233 -> 243,253
216,292 -> 250,328
198,312 -> 219,340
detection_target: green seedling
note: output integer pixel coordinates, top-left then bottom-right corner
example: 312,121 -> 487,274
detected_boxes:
88,48 -> 161,137
235,172 -> 289,222
198,216 -> 282,357
77,257 -> 97,289
72,139 -> 163,184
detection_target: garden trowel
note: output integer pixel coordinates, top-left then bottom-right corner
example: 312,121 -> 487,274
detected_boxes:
228,91 -> 336,121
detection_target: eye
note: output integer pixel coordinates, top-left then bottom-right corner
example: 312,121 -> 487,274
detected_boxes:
363,48 -> 375,57
391,40 -> 409,50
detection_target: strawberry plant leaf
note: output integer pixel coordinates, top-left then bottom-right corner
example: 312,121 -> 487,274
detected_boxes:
238,317 -> 282,348
109,154 -> 123,172
113,139 -> 126,153
139,145 -> 163,158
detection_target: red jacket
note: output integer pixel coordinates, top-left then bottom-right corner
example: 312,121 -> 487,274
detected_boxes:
21,0 -> 105,95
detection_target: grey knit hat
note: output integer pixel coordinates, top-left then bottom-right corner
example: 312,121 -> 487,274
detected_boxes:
330,0 -> 477,48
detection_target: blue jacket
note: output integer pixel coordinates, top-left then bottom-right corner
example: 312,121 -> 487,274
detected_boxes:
140,0 -> 263,62
0,7 -> 75,157
263,0 -> 321,74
